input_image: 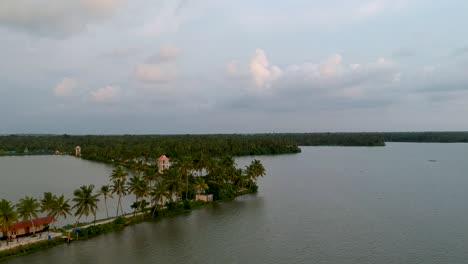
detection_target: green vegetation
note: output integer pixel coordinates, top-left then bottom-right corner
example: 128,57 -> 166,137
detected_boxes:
1,132 -> 467,160
0,134 -> 301,161
16,197 -> 40,236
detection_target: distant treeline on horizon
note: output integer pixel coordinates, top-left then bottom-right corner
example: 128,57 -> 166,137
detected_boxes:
0,132 -> 467,162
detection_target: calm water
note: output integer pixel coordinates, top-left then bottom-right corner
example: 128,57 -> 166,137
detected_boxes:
3,143 -> 468,264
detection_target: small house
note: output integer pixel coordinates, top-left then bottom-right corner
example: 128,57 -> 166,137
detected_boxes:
195,194 -> 213,202
2,216 -> 54,237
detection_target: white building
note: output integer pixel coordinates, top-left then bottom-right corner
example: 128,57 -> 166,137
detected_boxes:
157,155 -> 170,173
75,146 -> 81,157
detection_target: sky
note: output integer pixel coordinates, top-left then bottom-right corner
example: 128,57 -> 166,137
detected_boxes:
1,0 -> 468,134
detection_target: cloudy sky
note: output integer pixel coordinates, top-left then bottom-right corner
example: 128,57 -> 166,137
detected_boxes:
1,0 -> 467,134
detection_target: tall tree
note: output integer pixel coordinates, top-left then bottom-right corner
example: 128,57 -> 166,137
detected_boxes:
0,199 -> 17,243
143,167 -> 159,188
98,185 -> 113,218
111,179 -> 127,216
17,196 -> 41,235
72,185 -> 100,230
49,195 -> 72,231
162,167 -> 184,203
178,156 -> 193,200
128,175 -> 150,216
150,182 -> 169,215
40,192 -> 56,216
109,166 -> 128,216
193,178 -> 209,195
245,159 -> 266,184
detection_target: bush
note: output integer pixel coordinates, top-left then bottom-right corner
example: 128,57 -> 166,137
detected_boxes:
183,199 -> 192,210
113,216 -> 125,226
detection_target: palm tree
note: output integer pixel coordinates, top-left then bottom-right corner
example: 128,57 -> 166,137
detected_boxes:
98,185 -> 113,218
128,175 -> 150,216
17,196 -> 41,235
193,178 -> 209,195
111,179 -> 127,216
245,159 -> 266,186
0,199 -> 17,244
110,166 -> 128,216
249,159 -> 266,179
143,167 -> 159,188
49,195 -> 72,231
110,166 -> 128,181
40,192 -> 56,216
162,167 -> 184,203
150,182 -> 169,215
193,154 -> 209,177
72,185 -> 100,230
178,156 -> 193,200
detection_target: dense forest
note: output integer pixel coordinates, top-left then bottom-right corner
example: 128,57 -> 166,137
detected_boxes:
0,134 -> 301,163
0,132 -> 467,162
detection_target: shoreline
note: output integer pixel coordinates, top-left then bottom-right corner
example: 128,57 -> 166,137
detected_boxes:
0,191 -> 255,262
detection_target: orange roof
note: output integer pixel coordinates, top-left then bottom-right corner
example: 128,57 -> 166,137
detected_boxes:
10,216 -> 55,230
158,155 -> 169,161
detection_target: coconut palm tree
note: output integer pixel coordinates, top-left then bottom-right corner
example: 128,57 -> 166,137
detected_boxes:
17,196 -> 41,235
245,159 -> 266,187
150,182 -> 169,215
111,179 -> 127,216
110,166 -> 128,216
193,178 -> 209,195
0,199 -> 17,244
98,185 -> 113,218
248,159 -> 266,180
193,154 -> 209,177
72,185 -> 100,230
128,175 -> 150,215
162,167 -> 184,203
178,156 -> 193,200
40,192 -> 56,216
49,195 -> 72,231
143,167 -> 159,188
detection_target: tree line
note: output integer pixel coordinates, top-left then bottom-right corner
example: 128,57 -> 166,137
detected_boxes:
0,156 -> 265,242
1,132 -> 467,161
0,134 -> 301,161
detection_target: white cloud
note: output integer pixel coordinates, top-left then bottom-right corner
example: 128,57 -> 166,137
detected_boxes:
143,0 -> 188,36
102,48 -> 140,59
227,49 -> 401,110
158,44 -> 180,61
90,85 -> 120,103
250,49 -> 282,89
135,63 -> 177,82
226,61 -> 239,77
356,1 -> 387,17
319,54 -> 343,77
0,0 -> 126,36
53,77 -> 77,97
135,44 -> 179,82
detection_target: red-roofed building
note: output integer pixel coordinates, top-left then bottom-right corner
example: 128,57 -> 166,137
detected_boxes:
3,216 -> 54,237
157,155 -> 170,173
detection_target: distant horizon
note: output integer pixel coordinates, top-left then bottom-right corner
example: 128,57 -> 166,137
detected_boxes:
2,131 -> 468,136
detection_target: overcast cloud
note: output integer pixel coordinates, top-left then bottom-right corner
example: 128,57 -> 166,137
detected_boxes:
1,0 -> 468,134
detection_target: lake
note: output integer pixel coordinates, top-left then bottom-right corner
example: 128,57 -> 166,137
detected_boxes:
3,143 -> 468,263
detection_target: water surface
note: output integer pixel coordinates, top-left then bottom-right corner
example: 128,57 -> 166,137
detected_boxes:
3,143 -> 468,263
